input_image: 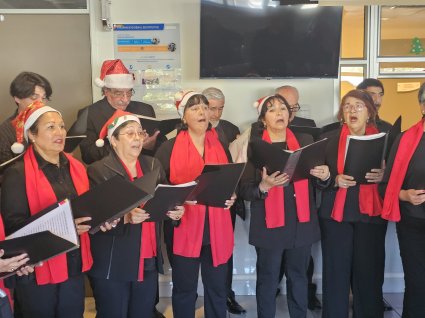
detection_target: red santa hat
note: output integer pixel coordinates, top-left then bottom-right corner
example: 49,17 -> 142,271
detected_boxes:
95,59 -> 134,89
96,110 -> 141,147
253,95 -> 274,115
11,101 -> 62,154
174,90 -> 199,117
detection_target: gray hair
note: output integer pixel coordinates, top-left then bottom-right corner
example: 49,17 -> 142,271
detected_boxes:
419,82 -> 425,104
202,87 -> 225,100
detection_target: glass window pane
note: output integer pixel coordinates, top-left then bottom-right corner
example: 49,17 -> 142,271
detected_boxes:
379,78 -> 425,130
379,62 -> 425,74
0,0 -> 87,9
341,6 -> 365,59
380,6 -> 425,57
340,65 -> 365,100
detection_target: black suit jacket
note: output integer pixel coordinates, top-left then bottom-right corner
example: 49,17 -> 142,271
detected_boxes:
78,97 -> 156,164
87,151 -> 165,281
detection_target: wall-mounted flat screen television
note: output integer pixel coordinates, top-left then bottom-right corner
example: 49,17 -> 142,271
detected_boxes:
200,1 -> 343,79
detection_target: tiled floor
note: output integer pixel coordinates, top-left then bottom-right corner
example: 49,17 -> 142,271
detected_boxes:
84,293 -> 404,317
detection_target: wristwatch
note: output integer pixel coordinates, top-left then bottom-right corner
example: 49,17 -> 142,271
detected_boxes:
259,187 -> 269,198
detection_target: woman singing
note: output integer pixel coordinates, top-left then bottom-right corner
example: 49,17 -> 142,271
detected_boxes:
87,110 -> 183,318
155,90 -> 235,318
238,94 -> 328,318
319,89 -> 385,318
1,101 -> 92,317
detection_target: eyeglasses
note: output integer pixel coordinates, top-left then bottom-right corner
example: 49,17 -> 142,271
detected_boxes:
110,89 -> 135,99
119,130 -> 148,139
342,103 -> 365,113
289,103 -> 301,112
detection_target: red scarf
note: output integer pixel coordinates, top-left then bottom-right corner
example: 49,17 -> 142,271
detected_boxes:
24,146 -> 92,285
382,120 -> 424,221
120,159 -> 157,281
262,129 -> 310,228
331,124 -> 383,222
169,129 -> 234,267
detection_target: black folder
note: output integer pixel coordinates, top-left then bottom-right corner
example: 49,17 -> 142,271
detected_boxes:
71,175 -> 152,234
187,163 -> 246,208
136,115 -> 180,136
250,138 -> 328,183
64,135 -> 86,153
0,231 -> 78,279
143,182 -> 198,222
343,132 -> 386,184
290,122 -> 340,141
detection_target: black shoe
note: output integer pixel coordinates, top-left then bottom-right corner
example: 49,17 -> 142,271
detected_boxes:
308,295 -> 322,310
227,297 -> 247,315
152,307 -> 165,318
383,299 -> 393,311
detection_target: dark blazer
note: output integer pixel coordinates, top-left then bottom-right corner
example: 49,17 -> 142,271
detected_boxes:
376,117 -> 392,133
379,132 -> 425,219
215,119 -> 240,147
87,151 -> 166,281
318,129 -> 386,224
290,116 -> 317,128
79,97 -> 156,165
239,127 -> 320,249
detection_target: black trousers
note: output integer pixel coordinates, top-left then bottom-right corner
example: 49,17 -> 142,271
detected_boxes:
89,270 -> 158,318
14,274 -> 85,318
320,218 -> 386,318
397,215 -> 425,318
172,245 -> 228,318
256,245 -> 311,318
226,207 -> 237,299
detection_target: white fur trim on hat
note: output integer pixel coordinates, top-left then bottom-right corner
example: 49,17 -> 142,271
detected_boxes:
23,106 -> 62,141
103,74 -> 134,89
11,142 -> 25,154
253,95 -> 274,115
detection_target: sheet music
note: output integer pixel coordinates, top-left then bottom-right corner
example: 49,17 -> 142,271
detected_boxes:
7,200 -> 79,246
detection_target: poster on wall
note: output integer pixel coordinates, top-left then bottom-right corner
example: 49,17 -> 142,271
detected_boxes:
113,23 -> 181,118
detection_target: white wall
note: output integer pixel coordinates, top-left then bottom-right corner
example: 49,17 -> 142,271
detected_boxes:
89,0 -> 339,132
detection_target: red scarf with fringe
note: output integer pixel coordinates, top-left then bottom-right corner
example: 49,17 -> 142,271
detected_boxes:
331,124 -> 383,222
170,129 -> 234,267
381,120 -> 424,221
262,129 -> 310,228
120,159 -> 157,281
24,146 -> 92,285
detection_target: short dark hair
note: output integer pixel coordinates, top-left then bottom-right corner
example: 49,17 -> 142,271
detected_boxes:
357,78 -> 384,95
418,82 -> 425,104
10,72 -> 52,100
257,94 -> 292,131
337,89 -> 377,125
178,94 -> 212,131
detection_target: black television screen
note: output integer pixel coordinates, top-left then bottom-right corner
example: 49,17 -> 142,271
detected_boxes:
200,1 -> 343,79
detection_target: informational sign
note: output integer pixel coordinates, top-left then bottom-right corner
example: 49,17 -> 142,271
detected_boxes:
113,23 -> 181,118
